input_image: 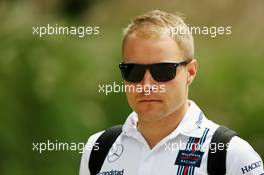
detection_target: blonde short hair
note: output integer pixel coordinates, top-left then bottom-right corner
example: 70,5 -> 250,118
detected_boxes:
123,10 -> 194,59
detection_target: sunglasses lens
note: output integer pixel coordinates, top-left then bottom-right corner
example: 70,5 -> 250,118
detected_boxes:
120,64 -> 146,82
151,63 -> 176,82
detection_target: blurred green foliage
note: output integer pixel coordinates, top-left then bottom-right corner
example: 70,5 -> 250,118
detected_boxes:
0,0 -> 263,174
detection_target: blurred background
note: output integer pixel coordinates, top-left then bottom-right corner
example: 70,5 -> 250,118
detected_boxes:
0,0 -> 263,174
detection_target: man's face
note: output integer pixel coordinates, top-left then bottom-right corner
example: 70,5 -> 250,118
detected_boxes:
123,33 -> 196,123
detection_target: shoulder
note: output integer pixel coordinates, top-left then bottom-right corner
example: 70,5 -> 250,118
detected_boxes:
79,131 -> 104,175
84,131 -> 105,156
226,136 -> 264,175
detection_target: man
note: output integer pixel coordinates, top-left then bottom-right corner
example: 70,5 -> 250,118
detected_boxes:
80,10 -> 263,175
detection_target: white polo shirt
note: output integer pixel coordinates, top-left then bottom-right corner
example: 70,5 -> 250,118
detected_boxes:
80,100 -> 264,175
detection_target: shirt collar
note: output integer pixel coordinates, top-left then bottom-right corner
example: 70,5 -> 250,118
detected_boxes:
122,100 -> 208,139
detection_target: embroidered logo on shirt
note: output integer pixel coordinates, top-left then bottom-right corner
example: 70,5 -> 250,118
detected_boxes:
175,150 -> 204,167
241,161 -> 262,174
107,144 -> 124,163
175,128 -> 209,175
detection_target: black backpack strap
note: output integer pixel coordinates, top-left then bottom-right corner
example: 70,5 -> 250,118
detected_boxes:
88,125 -> 123,175
207,125 -> 238,175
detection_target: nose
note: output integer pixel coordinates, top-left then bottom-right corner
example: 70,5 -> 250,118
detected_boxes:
141,69 -> 156,86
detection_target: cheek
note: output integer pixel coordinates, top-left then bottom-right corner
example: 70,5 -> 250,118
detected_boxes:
124,83 -> 138,107
162,76 -> 187,103
126,91 -> 135,103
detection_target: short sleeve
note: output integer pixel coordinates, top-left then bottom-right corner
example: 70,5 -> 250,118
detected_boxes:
226,136 -> 264,175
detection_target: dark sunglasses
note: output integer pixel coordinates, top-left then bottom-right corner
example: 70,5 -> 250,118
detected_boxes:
119,60 -> 190,82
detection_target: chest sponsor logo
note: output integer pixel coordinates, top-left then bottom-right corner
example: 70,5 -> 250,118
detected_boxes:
241,161 -> 262,174
107,144 -> 124,163
175,150 -> 204,167
98,169 -> 124,175
175,127 -> 209,175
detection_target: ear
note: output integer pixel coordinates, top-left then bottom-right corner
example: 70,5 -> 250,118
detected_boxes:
186,59 -> 197,85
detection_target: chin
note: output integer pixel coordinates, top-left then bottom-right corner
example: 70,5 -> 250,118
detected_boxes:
135,106 -> 164,120
136,102 -> 160,112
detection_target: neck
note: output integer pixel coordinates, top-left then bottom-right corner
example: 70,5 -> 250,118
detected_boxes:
137,100 -> 189,149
